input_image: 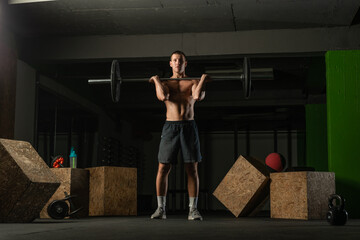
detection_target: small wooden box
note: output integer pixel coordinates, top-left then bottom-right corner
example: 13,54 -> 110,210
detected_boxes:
270,171 -> 335,220
88,166 -> 137,216
0,138 -> 60,223
40,168 -> 89,218
213,155 -> 270,217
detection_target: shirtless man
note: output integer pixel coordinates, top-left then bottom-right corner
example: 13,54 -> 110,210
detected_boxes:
149,50 -> 209,220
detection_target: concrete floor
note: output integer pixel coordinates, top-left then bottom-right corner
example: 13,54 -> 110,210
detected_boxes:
0,212 -> 359,240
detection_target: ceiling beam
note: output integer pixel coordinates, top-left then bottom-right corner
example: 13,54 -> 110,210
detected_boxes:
8,0 -> 56,4
21,26 -> 360,62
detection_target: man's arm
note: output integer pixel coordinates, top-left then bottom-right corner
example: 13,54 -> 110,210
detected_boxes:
149,75 -> 170,101
192,74 -> 209,101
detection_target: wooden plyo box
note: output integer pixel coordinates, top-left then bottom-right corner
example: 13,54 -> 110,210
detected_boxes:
88,166 -> 137,216
0,138 -> 60,223
270,171 -> 335,220
213,155 -> 270,217
40,168 -> 89,218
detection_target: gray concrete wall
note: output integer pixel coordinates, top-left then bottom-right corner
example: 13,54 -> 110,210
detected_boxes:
14,60 -> 36,145
0,2 -> 17,139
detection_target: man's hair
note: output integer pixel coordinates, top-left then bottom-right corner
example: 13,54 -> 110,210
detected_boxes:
170,50 -> 187,61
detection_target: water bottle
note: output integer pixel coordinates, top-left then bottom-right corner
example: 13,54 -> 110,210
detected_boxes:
69,147 -> 77,168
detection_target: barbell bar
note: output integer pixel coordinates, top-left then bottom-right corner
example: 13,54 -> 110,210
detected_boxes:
88,57 -> 258,103
88,75 -> 244,83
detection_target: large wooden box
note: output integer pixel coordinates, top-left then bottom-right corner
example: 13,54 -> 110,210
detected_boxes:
270,171 -> 335,220
40,168 -> 89,218
88,166 -> 137,216
213,155 -> 270,217
0,138 -> 60,222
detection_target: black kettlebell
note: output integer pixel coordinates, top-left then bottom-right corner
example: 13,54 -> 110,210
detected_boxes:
326,194 -> 348,226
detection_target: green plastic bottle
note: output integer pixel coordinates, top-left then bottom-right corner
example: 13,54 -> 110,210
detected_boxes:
69,147 -> 77,168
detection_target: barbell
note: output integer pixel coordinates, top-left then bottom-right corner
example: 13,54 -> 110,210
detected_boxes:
88,57 -> 267,103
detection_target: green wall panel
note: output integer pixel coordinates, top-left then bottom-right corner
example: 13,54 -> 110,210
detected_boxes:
326,50 -> 360,218
305,104 -> 328,171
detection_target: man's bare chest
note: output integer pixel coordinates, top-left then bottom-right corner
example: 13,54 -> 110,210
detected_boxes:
166,81 -> 193,94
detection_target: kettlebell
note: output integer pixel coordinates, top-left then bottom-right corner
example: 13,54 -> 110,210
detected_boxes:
326,194 -> 348,226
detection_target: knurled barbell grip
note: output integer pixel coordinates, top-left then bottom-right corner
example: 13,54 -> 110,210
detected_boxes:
159,76 -> 244,81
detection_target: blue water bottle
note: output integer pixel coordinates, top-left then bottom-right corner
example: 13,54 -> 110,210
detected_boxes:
69,147 -> 77,168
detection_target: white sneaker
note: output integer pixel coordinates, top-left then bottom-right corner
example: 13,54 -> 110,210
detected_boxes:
150,207 -> 166,219
188,208 -> 203,221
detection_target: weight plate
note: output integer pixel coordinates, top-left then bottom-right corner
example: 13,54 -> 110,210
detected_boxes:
243,57 -> 251,99
111,60 -> 121,103
47,200 -> 69,219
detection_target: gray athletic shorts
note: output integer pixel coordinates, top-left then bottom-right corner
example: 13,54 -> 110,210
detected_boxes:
158,120 -> 202,164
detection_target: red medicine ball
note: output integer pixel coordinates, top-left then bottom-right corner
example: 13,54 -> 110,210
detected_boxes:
265,153 -> 286,172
